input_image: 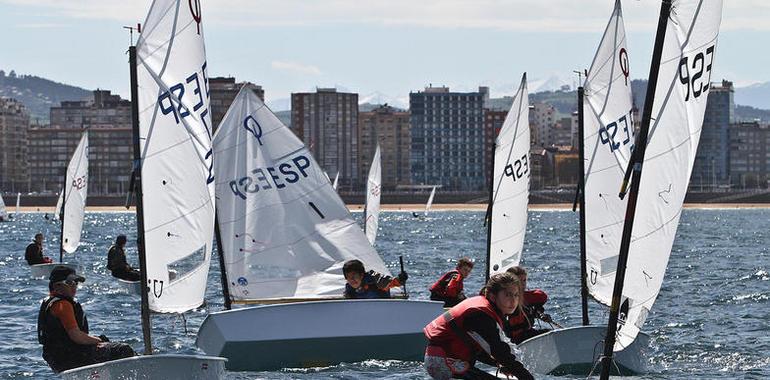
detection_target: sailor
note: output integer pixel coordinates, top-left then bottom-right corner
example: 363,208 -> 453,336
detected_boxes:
342,259 -> 408,299
25,233 -> 53,265
429,257 -> 473,307
37,266 -> 135,373
423,272 -> 534,380
107,235 -> 141,281
505,266 -> 552,343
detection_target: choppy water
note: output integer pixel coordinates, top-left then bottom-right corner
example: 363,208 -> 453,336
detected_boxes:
1,209 -> 768,379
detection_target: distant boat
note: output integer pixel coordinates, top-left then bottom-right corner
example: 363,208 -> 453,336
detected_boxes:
0,193 -> 7,222
332,170 -> 340,190
197,84 -> 442,371
364,144 -> 381,245
14,192 -> 20,218
61,0 -> 226,377
412,185 -> 437,218
30,131 -> 88,279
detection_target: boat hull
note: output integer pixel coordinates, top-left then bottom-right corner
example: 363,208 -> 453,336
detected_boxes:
59,354 -> 227,380
30,262 -> 81,279
516,325 -> 650,375
196,299 -> 444,371
117,278 -> 141,295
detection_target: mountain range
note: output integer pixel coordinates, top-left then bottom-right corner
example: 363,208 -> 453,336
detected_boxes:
2,68 -> 769,124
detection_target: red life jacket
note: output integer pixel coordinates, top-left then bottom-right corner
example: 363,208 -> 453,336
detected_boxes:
429,269 -> 462,297
423,295 -> 505,362
507,289 -> 548,340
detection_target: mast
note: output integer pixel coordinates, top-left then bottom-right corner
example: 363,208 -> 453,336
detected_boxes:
484,141 -> 496,282
129,45 -> 153,355
599,1 -> 671,378
59,169 -> 66,263
214,215 -> 232,310
576,86 -> 589,326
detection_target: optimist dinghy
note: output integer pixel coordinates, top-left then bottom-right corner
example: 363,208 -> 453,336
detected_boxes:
196,85 -> 442,371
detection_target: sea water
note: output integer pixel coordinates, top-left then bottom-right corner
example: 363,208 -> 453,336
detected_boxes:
0,209 -> 767,379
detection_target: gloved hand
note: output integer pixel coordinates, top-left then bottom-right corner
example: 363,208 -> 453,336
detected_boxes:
98,334 -> 110,342
398,271 -> 408,284
500,362 -> 534,380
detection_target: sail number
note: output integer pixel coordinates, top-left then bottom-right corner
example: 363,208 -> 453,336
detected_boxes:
599,113 -> 634,153
504,154 -> 529,182
679,45 -> 715,102
229,154 -> 312,200
71,175 -> 87,190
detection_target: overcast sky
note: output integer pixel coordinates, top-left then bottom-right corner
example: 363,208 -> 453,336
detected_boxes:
1,0 -> 767,105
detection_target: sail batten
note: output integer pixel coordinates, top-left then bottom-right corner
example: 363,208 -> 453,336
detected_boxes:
488,74 -> 529,276
213,85 -> 389,302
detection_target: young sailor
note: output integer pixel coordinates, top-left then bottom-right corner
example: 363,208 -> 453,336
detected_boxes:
505,266 -> 552,344
37,266 -> 135,373
25,233 -> 53,265
424,272 -> 534,380
343,259 -> 408,299
429,257 -> 473,307
107,235 -> 141,281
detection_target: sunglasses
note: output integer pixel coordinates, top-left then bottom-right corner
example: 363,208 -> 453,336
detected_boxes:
59,280 -> 80,287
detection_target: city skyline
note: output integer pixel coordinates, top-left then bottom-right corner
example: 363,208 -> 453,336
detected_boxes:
1,0 -> 768,108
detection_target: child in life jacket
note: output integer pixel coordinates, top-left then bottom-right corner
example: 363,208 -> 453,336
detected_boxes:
423,272 -> 534,380
506,266 -> 552,344
429,257 -> 473,307
343,259 -> 408,299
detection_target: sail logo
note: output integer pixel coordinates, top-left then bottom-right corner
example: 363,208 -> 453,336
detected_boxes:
243,115 -> 263,145
679,45 -> 715,102
150,279 -> 164,298
503,154 -> 529,182
619,48 -> 630,85
189,0 -> 202,35
598,112 -> 634,153
228,154 -> 312,200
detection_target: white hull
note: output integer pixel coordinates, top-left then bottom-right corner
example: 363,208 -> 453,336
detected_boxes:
196,299 -> 443,371
30,263 -> 81,279
59,354 -> 226,380
516,325 -> 650,375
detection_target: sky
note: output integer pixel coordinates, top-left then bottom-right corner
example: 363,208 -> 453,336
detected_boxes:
1,0 -> 768,109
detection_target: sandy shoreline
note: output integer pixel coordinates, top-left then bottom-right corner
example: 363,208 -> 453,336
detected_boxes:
14,203 -> 770,213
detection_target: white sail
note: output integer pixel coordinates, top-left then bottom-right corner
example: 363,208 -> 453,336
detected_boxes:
213,85 -> 390,301
15,193 -> 20,217
61,131 -> 89,254
489,74 -> 530,275
364,144 -> 382,245
54,191 -> 63,221
424,186 -> 437,216
136,0 -> 215,313
332,171 -> 339,190
613,0 -> 723,351
0,194 -> 6,220
583,0 -> 634,307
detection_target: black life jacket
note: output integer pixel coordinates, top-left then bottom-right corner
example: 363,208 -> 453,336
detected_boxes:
37,295 -> 89,348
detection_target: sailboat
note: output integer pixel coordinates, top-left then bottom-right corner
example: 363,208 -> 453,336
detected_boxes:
61,0 -> 226,377
15,192 -> 20,218
515,2 -> 650,375
30,131 -> 89,279
0,194 -> 7,222
412,185 -> 437,218
597,1 -> 724,378
332,170 -> 340,190
364,144 -> 382,245
196,84 -> 443,371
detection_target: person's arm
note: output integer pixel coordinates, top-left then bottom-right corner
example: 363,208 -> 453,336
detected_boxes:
464,312 -> 533,380
50,302 -> 104,346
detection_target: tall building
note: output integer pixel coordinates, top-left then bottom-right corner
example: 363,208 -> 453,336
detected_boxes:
0,97 -> 30,191
729,121 -> 769,189
692,80 -> 734,190
209,77 -> 264,131
291,88 -> 359,189
410,86 -> 486,191
483,109 -> 507,187
358,105 -> 411,190
28,90 -> 133,194
530,102 -> 557,147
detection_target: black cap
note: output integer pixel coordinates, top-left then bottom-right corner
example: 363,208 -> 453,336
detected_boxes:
116,235 -> 127,245
49,266 -> 86,284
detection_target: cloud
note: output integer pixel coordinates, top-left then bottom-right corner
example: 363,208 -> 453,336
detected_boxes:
2,0 -> 769,32
271,60 -> 322,76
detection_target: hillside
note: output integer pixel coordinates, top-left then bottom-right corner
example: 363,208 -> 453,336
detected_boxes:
0,69 -> 91,123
